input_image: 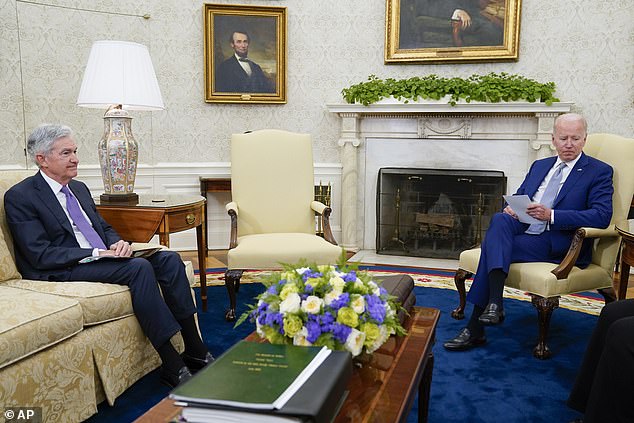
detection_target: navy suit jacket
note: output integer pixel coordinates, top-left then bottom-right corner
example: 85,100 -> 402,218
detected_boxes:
4,172 -> 121,281
512,152 -> 613,264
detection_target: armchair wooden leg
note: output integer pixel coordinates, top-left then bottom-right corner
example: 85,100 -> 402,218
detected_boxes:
530,295 -> 559,360
451,269 -> 472,319
224,270 -> 243,322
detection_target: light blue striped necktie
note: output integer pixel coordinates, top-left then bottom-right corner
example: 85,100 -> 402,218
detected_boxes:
525,162 -> 566,235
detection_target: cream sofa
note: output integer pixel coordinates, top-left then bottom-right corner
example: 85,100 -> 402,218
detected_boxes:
0,171 -> 193,422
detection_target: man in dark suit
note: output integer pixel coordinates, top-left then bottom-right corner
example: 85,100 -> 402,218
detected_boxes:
215,30 -> 275,93
5,124 -> 214,387
444,113 -> 614,350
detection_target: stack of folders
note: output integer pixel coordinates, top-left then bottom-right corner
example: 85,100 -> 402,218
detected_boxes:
170,340 -> 353,423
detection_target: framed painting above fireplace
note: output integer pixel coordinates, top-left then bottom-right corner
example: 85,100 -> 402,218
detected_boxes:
385,0 -> 522,64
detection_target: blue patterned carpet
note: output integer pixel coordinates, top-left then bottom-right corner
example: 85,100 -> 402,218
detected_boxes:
86,280 -> 594,422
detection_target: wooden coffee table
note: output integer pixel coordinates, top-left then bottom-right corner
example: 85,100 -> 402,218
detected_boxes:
134,306 -> 440,423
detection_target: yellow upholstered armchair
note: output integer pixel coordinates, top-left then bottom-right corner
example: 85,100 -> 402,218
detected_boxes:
223,129 -> 343,321
451,133 -> 634,359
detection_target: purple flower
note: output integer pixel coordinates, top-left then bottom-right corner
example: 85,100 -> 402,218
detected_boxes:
264,311 -> 283,327
305,320 -> 322,343
379,286 -> 388,296
319,312 -> 335,333
343,271 -> 357,282
365,295 -> 386,323
301,270 -> 322,282
304,284 -> 314,294
332,323 -> 352,344
330,293 -> 350,311
266,285 -> 278,295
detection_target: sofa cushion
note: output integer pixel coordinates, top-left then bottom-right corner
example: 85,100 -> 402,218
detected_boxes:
3,280 -> 134,326
0,227 -> 20,282
0,285 -> 83,369
0,170 -> 32,282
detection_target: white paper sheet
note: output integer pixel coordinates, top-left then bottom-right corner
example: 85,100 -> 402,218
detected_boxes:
503,195 -> 542,224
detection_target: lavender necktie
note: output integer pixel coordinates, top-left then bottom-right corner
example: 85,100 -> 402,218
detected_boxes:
61,185 -> 107,250
525,162 -> 566,235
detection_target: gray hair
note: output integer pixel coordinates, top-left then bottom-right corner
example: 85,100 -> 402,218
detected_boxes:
554,113 -> 588,135
27,124 -> 73,167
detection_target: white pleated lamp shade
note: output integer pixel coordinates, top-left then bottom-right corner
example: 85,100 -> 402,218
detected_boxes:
77,40 -> 164,111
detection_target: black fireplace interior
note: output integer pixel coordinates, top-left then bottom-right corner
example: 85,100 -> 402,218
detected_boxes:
376,168 -> 506,259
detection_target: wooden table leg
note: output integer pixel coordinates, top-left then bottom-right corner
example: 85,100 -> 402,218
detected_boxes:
418,352 -> 434,423
196,223 -> 207,312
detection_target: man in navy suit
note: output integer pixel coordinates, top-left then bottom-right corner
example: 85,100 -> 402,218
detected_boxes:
5,124 -> 213,387
215,30 -> 275,93
444,113 -> 614,351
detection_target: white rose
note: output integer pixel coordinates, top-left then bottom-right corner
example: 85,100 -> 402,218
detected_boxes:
295,267 -> 311,275
329,276 -> 345,293
345,328 -> 366,357
293,327 -> 313,346
350,294 -> 365,314
368,281 -> 381,296
301,295 -> 324,314
324,291 -> 340,306
279,292 -> 301,314
256,320 -> 265,337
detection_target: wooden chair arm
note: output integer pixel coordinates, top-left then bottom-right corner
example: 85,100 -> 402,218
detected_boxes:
225,202 -> 238,249
321,206 -> 337,245
550,226 -> 618,279
311,201 -> 338,245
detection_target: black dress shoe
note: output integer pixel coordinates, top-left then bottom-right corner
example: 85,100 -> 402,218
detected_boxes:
182,351 -> 215,372
478,303 -> 505,326
160,366 -> 193,388
569,419 -> 583,423
443,328 -> 486,351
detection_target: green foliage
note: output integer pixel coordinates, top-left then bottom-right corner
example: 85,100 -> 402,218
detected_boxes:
341,73 -> 560,106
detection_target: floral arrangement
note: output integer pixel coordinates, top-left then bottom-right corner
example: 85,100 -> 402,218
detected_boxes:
236,261 -> 407,357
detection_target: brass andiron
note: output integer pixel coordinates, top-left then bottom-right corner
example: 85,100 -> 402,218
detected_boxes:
386,188 -> 407,252
314,182 -> 332,237
472,192 -> 484,246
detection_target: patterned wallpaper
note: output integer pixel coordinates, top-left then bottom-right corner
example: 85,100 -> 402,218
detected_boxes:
1,0 -> 633,169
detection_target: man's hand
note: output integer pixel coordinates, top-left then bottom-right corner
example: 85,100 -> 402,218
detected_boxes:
526,203 -> 552,222
453,9 -> 472,29
103,240 -> 133,257
503,205 -> 518,219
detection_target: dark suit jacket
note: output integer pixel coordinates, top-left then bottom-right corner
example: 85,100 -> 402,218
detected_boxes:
4,172 -> 121,281
215,55 -> 275,93
513,152 -> 613,263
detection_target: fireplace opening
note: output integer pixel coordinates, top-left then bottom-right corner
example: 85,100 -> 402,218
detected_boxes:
376,168 -> 506,259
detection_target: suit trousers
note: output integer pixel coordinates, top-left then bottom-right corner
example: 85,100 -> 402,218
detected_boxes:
69,251 -> 195,348
567,299 -> 634,423
466,212 -> 565,308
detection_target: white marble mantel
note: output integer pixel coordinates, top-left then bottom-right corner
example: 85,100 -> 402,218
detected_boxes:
327,101 -> 573,251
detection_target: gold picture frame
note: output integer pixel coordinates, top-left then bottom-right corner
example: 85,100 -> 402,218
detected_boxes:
385,0 -> 521,64
204,4 -> 286,103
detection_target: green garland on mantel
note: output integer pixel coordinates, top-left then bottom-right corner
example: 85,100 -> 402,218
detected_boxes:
341,72 -> 560,106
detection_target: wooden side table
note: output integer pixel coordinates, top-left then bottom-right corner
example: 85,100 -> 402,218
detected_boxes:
199,177 -> 231,255
616,226 -> 634,300
95,195 -> 209,312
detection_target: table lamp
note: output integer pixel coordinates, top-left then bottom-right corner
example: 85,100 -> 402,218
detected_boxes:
77,40 -> 164,203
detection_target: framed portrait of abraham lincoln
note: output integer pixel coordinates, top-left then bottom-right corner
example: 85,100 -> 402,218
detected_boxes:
385,0 -> 521,64
204,4 -> 287,103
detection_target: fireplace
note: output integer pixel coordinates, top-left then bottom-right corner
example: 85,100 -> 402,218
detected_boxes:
376,168 -> 506,259
327,100 -> 573,252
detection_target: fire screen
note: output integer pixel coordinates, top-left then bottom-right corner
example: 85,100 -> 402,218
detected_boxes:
376,168 -> 506,259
